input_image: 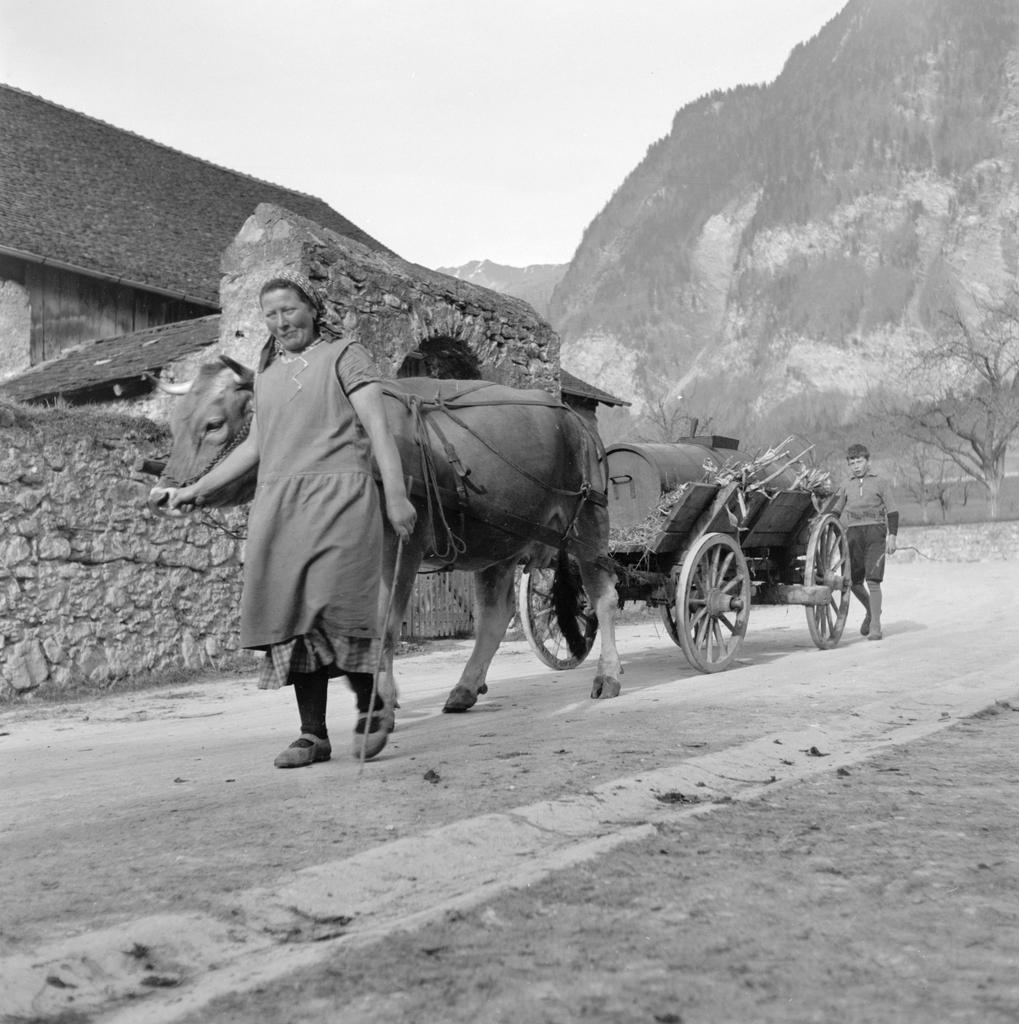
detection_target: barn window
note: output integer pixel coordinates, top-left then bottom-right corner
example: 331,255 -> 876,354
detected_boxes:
397,336 -> 480,380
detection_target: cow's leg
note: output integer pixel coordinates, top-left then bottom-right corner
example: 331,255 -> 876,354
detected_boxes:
580,557 -> 622,699
375,527 -> 424,724
443,558 -> 518,712
573,505 -> 622,700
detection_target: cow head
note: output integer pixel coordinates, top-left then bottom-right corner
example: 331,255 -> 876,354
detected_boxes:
148,355 -> 257,511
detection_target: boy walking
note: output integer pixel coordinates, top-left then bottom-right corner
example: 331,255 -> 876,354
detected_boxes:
840,443 -> 898,641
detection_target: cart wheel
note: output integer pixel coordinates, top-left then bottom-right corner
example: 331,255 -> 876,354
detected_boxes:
803,512 -> 850,649
660,603 -> 682,647
518,565 -> 597,670
675,532 -> 751,673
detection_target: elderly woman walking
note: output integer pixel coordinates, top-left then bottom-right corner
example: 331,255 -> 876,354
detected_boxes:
165,271 -> 416,765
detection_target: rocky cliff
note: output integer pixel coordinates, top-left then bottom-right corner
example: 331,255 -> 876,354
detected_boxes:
549,0 -> 1019,441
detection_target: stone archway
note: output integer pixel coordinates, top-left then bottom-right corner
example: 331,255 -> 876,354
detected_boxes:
397,336 -> 482,380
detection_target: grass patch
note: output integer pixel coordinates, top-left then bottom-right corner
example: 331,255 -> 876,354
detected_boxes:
0,395 -> 166,446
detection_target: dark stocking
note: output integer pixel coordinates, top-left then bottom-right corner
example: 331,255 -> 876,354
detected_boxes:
293,669 -> 330,739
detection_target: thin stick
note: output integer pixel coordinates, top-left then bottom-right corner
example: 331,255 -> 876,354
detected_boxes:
358,536 -> 405,775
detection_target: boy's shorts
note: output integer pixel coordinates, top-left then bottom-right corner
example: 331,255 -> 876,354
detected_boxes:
847,523 -> 887,583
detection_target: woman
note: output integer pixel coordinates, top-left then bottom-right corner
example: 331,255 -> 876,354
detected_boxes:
166,270 -> 416,766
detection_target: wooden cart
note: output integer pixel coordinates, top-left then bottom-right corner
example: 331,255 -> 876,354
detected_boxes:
518,438 -> 850,673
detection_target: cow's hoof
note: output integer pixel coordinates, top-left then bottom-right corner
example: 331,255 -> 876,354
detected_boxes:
353,709 -> 394,761
591,675 -> 621,700
443,686 -> 478,713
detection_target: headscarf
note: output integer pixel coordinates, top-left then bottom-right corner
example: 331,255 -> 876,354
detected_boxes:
259,269 -> 324,315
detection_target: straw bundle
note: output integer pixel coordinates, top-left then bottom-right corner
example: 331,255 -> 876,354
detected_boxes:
704,436 -> 834,499
608,482 -> 691,550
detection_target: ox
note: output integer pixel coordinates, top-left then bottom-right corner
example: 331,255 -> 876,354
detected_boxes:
148,355 -> 621,717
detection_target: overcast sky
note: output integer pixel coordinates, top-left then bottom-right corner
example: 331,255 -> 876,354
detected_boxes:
1,0 -> 847,269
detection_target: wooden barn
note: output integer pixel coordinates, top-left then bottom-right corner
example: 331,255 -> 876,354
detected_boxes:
0,83 -> 386,384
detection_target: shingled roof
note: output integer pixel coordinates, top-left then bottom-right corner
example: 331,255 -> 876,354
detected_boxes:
559,368 -> 629,407
0,315 -> 220,404
0,84 -> 389,304
0,313 -> 630,411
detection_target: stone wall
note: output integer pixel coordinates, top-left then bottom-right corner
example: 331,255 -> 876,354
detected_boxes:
896,521 -> 1019,563
0,402 -> 248,701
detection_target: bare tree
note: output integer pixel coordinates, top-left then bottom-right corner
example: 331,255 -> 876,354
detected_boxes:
636,394 -> 715,443
894,444 -> 956,524
894,289 -> 1019,519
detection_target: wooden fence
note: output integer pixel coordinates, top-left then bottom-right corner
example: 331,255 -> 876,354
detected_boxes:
402,571 -> 476,639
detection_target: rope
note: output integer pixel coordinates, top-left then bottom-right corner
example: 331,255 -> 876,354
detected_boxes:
195,510 -> 246,540
437,402 -> 593,500
358,536 -> 405,776
175,409 -> 254,489
409,397 -> 466,565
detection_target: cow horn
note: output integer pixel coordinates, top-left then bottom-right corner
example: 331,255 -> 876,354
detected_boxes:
219,355 -> 255,387
144,372 -> 194,395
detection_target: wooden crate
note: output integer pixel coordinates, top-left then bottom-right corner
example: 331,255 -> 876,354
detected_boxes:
402,571 -> 476,639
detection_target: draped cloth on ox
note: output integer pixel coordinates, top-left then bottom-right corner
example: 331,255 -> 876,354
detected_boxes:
242,335 -> 383,690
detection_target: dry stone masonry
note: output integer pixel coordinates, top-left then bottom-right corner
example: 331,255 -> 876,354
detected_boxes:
156,203 -> 560,403
0,403 -> 249,700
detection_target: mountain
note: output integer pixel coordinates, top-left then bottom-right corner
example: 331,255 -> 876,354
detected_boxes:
550,0 -> 1019,442
435,259 -> 567,318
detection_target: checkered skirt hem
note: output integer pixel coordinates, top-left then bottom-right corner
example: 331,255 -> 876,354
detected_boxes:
256,629 -> 381,689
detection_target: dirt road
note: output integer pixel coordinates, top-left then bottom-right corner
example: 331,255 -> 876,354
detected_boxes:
1,560 -> 1017,1023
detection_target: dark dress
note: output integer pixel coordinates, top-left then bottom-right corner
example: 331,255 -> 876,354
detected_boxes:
241,337 -> 383,687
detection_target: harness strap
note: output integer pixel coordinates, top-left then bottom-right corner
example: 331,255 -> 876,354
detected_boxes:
380,380 -> 564,412
421,407 -> 477,508
407,396 -> 467,565
436,404 -> 592,501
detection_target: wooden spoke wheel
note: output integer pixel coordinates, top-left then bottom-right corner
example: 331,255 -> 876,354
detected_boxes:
803,512 -> 850,649
518,565 -> 597,670
675,532 -> 751,673
660,602 -> 682,647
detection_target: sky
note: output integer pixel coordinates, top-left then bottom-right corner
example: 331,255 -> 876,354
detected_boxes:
0,0 -> 848,270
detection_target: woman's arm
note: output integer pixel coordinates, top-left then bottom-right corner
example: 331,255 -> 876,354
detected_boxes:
164,417 -> 261,511
349,382 -> 417,541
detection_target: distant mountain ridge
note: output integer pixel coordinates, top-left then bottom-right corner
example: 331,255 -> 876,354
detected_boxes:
435,259 -> 566,318
546,0 -> 1019,439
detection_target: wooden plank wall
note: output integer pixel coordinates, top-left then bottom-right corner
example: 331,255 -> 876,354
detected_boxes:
22,263 -> 210,363
402,572 -> 476,640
